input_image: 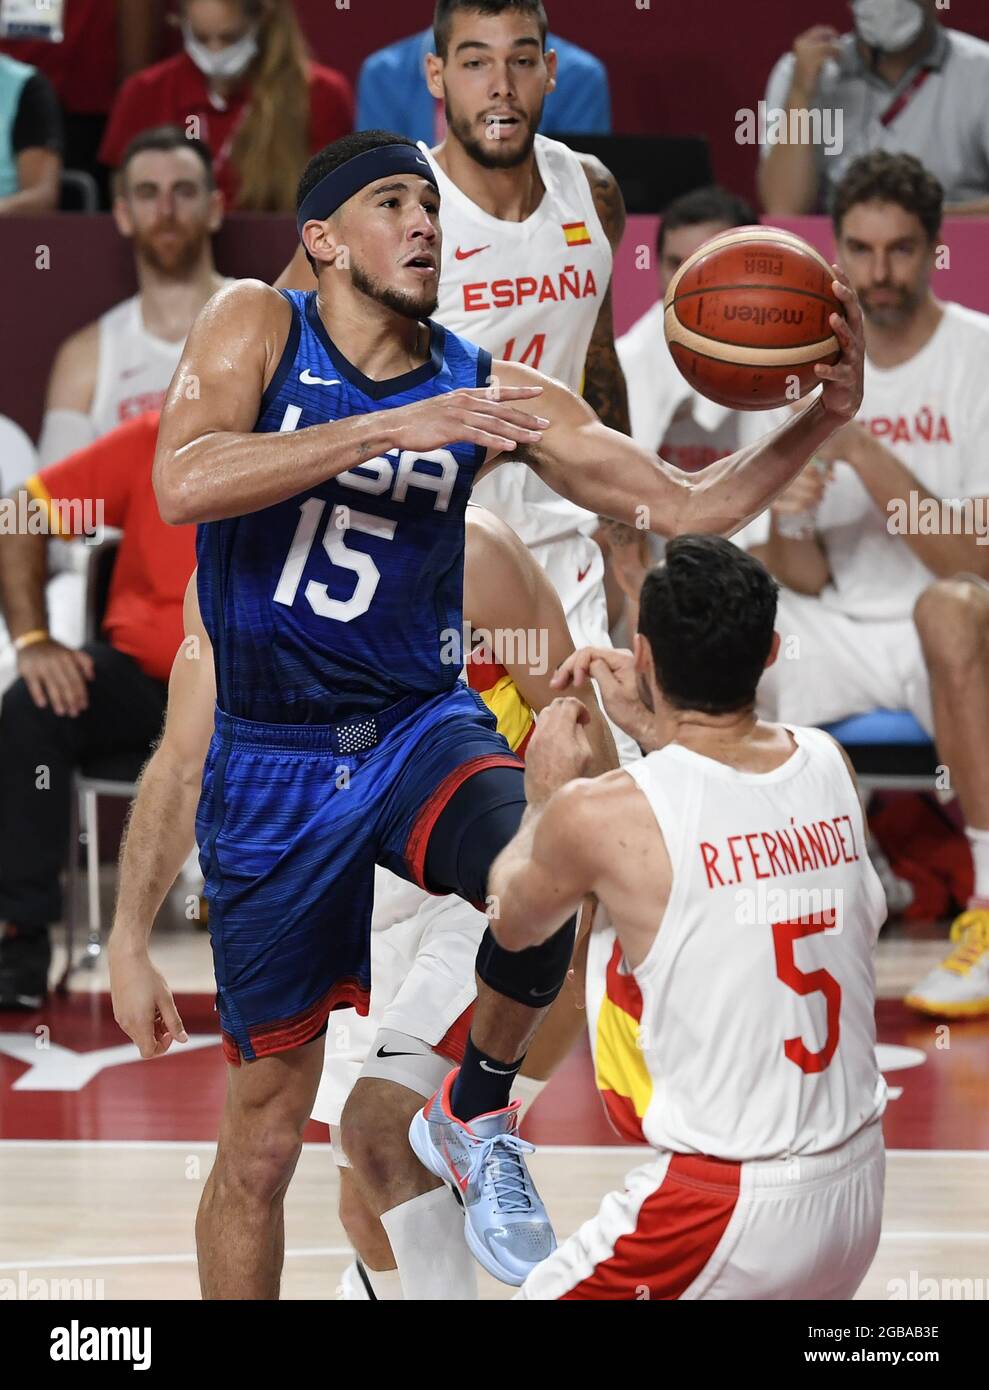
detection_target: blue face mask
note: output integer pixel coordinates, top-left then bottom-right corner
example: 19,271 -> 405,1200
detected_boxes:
183,22 -> 259,81
851,0 -> 926,53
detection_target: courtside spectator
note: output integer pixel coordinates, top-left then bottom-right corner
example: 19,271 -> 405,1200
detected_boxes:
744,152 -> 989,1016
0,0 -> 159,207
0,411 -> 195,1010
356,19 -> 610,146
0,52 -> 61,215
759,1 -> 989,215
99,0 -> 352,212
39,127 -> 228,467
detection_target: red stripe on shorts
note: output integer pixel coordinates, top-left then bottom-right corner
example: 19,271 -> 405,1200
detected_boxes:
221,977 -> 371,1066
560,1152 -> 742,1300
435,1003 -> 476,1065
403,753 -> 523,895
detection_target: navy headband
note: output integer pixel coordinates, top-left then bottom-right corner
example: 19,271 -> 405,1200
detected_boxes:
297,145 -> 439,235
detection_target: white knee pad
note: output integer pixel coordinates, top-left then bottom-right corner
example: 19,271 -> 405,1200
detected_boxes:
355,1028 -> 451,1100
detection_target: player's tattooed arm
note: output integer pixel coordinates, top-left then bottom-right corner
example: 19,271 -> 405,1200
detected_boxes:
577,156 -> 645,560
577,154 -> 630,438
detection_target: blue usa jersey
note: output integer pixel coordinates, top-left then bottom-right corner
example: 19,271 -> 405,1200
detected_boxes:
197,289 -> 492,724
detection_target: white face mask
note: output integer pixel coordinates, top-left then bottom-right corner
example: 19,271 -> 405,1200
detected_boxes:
183,22 -> 259,81
851,0 -> 926,53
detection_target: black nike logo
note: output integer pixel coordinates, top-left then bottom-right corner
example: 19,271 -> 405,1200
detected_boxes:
376,1045 -> 422,1059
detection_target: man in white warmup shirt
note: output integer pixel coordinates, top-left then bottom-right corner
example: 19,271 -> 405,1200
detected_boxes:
490,535 -> 887,1300
39,124 -> 229,465
27,125 -> 229,666
744,152 -> 989,1018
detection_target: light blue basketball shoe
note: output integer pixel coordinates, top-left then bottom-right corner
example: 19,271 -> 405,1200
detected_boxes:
408,1068 -> 556,1285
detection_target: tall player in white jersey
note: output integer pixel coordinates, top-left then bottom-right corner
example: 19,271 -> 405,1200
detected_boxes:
279,0 -> 641,762
487,536 -> 887,1300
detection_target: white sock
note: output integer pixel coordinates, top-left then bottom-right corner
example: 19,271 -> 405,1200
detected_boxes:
966,826 -> 989,905
380,1186 -> 479,1301
511,1073 -> 549,1122
363,1263 -> 404,1300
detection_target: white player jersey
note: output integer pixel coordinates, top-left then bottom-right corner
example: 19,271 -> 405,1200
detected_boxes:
89,296 -> 186,440
587,725 -> 888,1160
420,135 -> 613,549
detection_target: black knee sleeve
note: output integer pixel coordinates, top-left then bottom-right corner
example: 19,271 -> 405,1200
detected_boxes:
422,763 -> 526,906
475,914 -> 578,1008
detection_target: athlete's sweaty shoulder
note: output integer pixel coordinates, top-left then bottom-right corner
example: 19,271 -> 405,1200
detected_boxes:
186,278 -> 293,393
157,280 -> 294,459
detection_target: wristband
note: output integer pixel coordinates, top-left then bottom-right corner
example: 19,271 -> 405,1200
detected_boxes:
13,628 -> 49,653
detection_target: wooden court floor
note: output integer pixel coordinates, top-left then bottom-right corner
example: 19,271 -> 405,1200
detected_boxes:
1,896 -> 987,1301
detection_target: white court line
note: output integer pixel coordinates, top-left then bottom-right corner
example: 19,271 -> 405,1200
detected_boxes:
0,1248 -> 351,1272
880,1231 -> 989,1241
0,1139 -> 986,1159
2,1233 -> 984,1275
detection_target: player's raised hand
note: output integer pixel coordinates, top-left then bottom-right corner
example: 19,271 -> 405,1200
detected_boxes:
816,268 -> 865,422
110,944 -> 188,1059
553,646 -> 653,747
790,25 -> 841,97
387,384 -> 548,455
524,697 -> 594,806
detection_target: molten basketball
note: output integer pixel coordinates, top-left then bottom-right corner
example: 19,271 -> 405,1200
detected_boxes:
663,226 -> 842,410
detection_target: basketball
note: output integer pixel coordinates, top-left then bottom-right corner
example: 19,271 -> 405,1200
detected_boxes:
663,227 -> 842,410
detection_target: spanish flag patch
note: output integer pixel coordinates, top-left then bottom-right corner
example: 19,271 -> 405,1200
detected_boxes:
562,221 -> 591,247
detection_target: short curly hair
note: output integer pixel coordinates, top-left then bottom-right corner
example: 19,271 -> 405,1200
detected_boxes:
832,151 -> 943,243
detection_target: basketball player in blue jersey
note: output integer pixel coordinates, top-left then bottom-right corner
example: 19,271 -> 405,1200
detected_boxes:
153,129 -> 864,1297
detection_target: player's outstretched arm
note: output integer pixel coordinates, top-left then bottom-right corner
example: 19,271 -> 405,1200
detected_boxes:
492,270 -> 865,540
108,573 -> 215,1058
153,279 -> 551,524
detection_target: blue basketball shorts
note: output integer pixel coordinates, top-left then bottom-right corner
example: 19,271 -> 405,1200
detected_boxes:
195,683 -> 522,1065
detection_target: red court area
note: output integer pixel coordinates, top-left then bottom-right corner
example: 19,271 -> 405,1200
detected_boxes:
0,993 -> 985,1150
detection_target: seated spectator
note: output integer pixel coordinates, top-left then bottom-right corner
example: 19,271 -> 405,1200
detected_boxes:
99,0 -> 353,212
0,410 -> 195,1010
356,13 -> 611,146
0,0 -> 160,207
39,125 -> 229,467
743,152 -> 989,1016
0,52 -> 62,214
618,185 -> 761,475
759,1 -> 989,216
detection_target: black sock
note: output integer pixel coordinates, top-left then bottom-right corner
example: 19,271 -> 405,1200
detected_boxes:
450,1037 -> 525,1121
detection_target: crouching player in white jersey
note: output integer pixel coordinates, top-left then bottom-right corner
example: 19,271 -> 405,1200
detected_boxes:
484,535 -> 888,1300
315,505 -> 615,1300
